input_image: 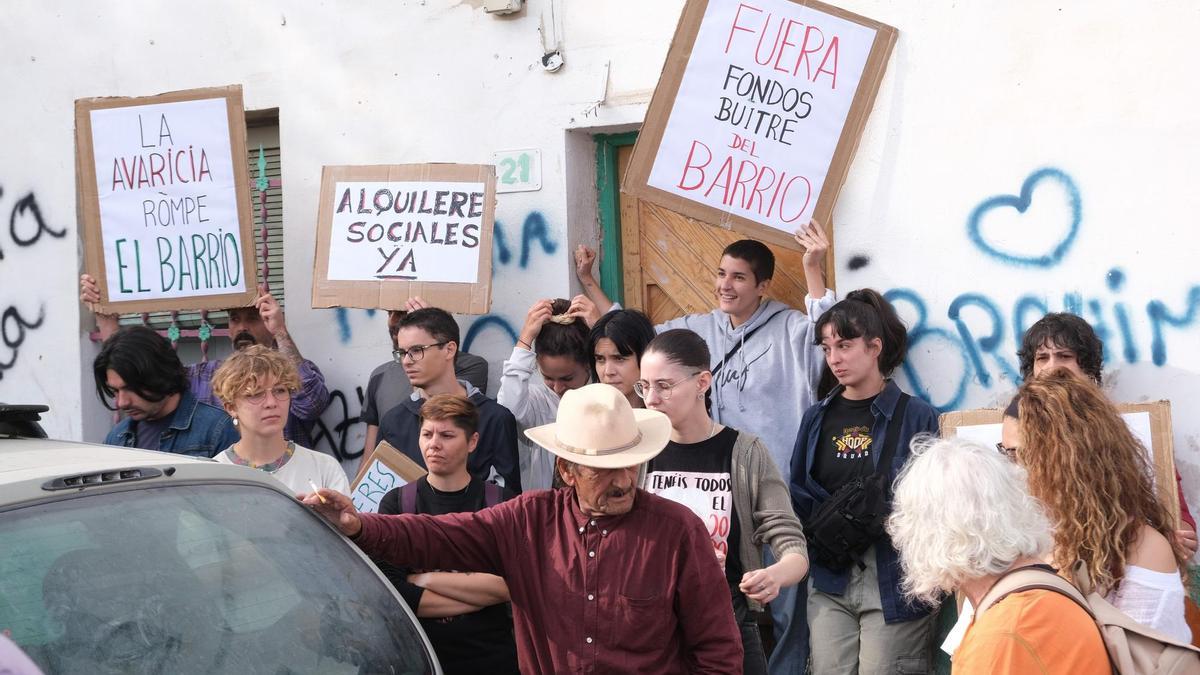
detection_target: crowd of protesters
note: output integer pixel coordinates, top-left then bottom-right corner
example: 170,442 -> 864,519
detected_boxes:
74,217 -> 1199,674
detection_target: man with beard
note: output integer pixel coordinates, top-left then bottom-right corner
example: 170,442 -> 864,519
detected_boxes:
93,325 -> 240,457
81,275 -> 330,448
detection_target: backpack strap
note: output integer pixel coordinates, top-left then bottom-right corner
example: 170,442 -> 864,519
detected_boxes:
710,308 -> 788,377
872,393 -> 910,479
399,481 -> 420,515
483,481 -> 504,508
976,564 -> 1095,620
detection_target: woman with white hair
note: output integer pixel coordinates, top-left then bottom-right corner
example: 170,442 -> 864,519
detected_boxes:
887,436 -> 1109,674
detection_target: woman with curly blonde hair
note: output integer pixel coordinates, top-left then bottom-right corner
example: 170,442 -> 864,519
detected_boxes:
212,345 -> 349,496
1004,368 -> 1190,642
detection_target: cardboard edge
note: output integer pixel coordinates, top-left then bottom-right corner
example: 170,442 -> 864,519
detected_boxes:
351,440 -> 429,489
77,85 -> 259,314
310,164 -> 496,314
620,0 -> 897,258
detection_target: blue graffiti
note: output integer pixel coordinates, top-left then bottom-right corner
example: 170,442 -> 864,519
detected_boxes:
1148,286 -> 1200,367
887,271 -> 1200,411
462,315 -> 519,353
493,211 -> 559,270
335,307 -> 352,344
967,167 -> 1082,268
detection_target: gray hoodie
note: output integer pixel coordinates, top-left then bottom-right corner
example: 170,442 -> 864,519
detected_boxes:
658,291 -> 835,474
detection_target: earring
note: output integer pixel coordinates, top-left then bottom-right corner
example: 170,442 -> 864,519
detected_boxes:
232,418 -> 239,427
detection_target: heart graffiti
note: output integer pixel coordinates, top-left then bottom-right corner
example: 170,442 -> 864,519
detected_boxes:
966,167 -> 1082,268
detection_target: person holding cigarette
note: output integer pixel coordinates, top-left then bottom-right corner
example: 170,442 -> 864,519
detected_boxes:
302,383 -> 742,673
211,345 -> 348,496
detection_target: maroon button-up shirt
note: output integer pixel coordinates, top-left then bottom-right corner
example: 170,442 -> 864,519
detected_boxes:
356,487 -> 742,674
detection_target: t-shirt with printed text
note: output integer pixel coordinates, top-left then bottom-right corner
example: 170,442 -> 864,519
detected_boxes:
645,426 -> 744,592
812,394 -> 877,494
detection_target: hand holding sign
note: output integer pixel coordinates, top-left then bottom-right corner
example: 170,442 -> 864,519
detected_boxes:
794,219 -> 830,268
253,286 -> 288,339
79,273 -> 120,340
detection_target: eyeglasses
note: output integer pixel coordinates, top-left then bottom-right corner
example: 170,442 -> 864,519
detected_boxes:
244,386 -> 291,405
634,372 -> 702,401
995,442 -> 1019,460
393,342 -> 448,363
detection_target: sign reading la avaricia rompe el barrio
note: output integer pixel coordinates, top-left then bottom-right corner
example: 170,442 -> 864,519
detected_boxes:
623,0 -> 897,250
76,85 -> 258,314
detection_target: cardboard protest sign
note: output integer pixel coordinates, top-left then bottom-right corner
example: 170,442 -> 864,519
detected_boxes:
623,0 -> 897,250
75,85 -> 257,313
941,401 -> 1181,526
350,440 -> 428,513
312,164 -> 495,314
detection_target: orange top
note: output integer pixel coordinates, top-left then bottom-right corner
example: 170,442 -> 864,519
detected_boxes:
953,589 -> 1110,674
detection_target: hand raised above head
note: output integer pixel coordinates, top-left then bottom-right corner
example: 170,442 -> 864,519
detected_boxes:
794,219 -> 830,267
574,244 -> 597,281
405,296 -> 431,312
518,299 -> 555,348
566,294 -> 601,328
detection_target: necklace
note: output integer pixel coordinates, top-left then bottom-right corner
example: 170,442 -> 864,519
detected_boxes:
708,419 -> 720,440
226,440 -> 296,472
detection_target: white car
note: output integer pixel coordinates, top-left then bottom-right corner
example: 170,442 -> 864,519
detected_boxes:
0,405 -> 440,674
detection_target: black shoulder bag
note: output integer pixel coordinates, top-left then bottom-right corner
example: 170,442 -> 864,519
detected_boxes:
804,393 -> 910,572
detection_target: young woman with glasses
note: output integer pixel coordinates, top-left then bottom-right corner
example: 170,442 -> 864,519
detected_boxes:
638,328 -> 809,674
212,345 -> 349,495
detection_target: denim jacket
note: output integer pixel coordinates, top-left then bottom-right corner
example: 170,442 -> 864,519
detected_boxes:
104,390 -> 240,458
789,380 -> 939,623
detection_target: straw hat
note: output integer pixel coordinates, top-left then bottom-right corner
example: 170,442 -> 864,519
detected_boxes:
524,383 -> 672,469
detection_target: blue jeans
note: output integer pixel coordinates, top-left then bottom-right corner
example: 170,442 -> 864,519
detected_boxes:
765,545 -> 809,674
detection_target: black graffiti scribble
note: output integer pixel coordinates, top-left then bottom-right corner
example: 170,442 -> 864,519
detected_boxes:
311,386 -> 366,462
0,186 -> 64,380
0,304 -> 46,381
0,189 -> 66,260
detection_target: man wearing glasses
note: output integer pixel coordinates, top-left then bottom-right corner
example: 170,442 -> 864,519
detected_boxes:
361,308 -> 490,456
378,307 -> 521,492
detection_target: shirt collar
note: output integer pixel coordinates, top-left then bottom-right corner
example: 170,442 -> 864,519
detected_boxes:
167,390 -> 198,430
820,379 -> 902,419
564,486 -> 637,533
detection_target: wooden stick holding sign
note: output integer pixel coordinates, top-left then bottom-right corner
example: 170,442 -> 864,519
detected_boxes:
75,85 -> 258,314
622,0 -> 897,253
941,401 -> 1181,526
311,164 -> 496,314
350,440 -> 428,514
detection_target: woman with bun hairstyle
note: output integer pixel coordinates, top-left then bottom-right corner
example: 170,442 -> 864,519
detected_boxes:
639,328 -> 809,674
789,289 -> 940,675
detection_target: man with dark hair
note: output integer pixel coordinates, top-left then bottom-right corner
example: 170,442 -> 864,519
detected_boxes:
81,276 -> 330,448
498,298 -> 593,490
1015,312 -> 1197,555
1017,312 -> 1104,383
94,326 -> 239,457
378,307 -> 521,492
362,308 -> 491,455
578,223 -> 832,674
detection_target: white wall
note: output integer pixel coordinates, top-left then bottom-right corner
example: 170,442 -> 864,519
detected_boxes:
2,1 -> 1198,527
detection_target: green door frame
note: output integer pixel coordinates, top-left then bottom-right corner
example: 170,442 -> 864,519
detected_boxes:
594,131 -> 639,305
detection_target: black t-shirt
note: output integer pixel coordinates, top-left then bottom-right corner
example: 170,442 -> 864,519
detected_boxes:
812,394 -> 878,494
645,426 -> 744,592
375,477 -> 519,675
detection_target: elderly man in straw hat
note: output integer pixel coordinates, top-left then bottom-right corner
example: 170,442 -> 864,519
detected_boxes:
303,383 -> 742,673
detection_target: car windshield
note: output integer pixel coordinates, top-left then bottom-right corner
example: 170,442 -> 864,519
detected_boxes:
0,483 -> 435,674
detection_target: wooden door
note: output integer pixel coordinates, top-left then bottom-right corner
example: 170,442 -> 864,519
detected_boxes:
614,144 -> 821,322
